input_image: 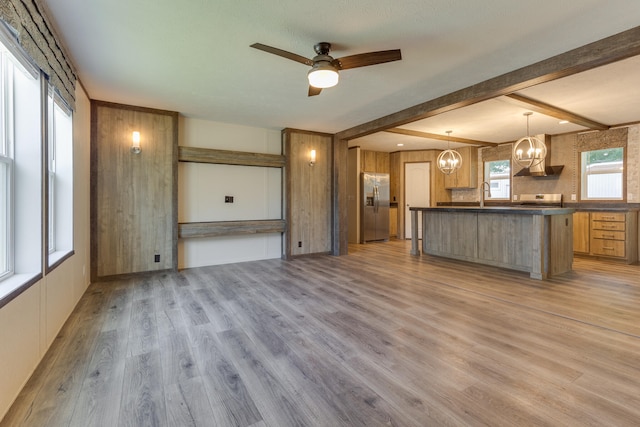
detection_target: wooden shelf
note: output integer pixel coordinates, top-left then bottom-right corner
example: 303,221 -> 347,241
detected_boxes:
179,219 -> 286,239
179,146 -> 285,168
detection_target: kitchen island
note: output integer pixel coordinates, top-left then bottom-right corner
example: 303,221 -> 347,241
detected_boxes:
409,206 -> 575,280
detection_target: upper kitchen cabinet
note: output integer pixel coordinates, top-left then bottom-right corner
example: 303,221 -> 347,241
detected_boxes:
361,150 -> 389,173
444,147 -> 478,189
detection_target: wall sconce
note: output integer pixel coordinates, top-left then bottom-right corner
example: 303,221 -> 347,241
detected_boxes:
309,149 -> 316,166
131,131 -> 141,154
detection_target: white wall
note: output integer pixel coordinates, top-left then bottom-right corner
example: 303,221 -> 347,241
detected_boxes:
178,118 -> 282,268
0,85 -> 91,420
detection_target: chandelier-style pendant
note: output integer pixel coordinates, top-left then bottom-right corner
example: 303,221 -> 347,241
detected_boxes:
437,131 -> 463,175
512,112 -> 547,169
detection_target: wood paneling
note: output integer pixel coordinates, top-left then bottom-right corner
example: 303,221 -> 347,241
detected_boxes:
417,208 -> 573,279
283,129 -> 333,257
333,137 -> 349,255
424,211 -> 478,257
91,101 -> 178,280
389,152 -> 400,203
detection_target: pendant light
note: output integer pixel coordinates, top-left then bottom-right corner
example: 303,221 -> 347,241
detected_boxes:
512,112 -> 547,169
437,130 -> 463,175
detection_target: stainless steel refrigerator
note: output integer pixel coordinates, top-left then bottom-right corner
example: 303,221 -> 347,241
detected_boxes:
361,172 -> 390,243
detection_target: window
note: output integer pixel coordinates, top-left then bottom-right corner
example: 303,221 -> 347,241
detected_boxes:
1,45 -> 16,279
580,147 -> 624,200
46,86 -> 73,267
484,159 -> 511,199
0,30 -> 42,289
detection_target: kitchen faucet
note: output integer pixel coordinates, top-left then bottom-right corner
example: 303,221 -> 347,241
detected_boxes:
480,181 -> 491,208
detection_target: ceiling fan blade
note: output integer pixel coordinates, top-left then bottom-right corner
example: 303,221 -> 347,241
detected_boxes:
250,43 -> 314,66
333,49 -> 402,70
308,86 -> 322,97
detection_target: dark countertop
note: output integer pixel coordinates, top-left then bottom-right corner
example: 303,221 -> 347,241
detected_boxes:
410,206 -> 575,215
564,203 -> 639,212
436,202 -> 639,212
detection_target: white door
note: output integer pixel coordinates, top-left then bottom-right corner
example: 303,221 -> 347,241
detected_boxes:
405,162 -> 430,239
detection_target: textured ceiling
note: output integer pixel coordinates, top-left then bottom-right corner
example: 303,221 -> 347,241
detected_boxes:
42,0 -> 640,150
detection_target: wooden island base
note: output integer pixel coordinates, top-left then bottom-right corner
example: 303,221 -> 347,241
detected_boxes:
410,206 -> 575,280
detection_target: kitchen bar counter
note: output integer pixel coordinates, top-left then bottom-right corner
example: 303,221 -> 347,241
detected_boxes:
410,206 -> 575,280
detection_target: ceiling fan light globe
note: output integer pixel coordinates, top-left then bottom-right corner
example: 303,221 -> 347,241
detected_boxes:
308,67 -> 339,88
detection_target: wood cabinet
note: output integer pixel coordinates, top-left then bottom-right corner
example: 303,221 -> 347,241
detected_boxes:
573,210 -> 638,263
389,206 -> 398,237
361,150 -> 389,173
573,212 -> 590,254
443,147 -> 478,189
591,212 -> 628,259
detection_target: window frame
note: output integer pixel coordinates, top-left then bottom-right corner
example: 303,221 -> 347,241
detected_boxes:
483,159 -> 511,200
1,47 -> 16,280
0,26 -> 44,305
45,84 -> 74,271
578,146 -> 626,202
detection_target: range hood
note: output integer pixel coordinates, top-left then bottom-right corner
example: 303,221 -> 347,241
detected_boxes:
514,164 -> 564,177
513,134 -> 564,177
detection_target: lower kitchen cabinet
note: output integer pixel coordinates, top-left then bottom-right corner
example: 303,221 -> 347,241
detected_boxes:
573,211 -> 590,254
573,210 -> 638,263
389,206 -> 398,237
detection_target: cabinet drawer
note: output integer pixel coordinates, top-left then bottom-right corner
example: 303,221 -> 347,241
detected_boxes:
591,229 -> 625,241
591,221 -> 625,231
591,212 -> 625,222
590,239 -> 625,257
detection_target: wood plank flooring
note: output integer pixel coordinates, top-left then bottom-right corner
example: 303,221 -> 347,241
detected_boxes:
3,240 -> 640,426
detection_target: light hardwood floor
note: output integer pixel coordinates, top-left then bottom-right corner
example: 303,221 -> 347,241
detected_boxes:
2,240 -> 640,426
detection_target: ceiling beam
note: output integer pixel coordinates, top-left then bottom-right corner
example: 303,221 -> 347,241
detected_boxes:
336,25 -> 640,140
384,128 -> 498,146
502,93 -> 609,130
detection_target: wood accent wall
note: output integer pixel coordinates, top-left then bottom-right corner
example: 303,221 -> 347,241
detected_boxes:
91,101 -> 178,280
283,129 -> 333,257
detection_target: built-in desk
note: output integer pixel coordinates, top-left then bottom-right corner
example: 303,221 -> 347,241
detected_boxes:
409,206 -> 575,280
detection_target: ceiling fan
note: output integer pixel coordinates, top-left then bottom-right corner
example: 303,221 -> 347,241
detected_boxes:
250,42 -> 402,96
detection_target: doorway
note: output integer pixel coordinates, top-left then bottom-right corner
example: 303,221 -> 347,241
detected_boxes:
404,162 -> 430,239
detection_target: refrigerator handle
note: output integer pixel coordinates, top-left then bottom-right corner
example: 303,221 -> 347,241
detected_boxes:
374,185 -> 379,213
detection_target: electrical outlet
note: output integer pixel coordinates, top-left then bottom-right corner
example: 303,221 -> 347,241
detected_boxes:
154,254 -> 160,263
571,194 -> 577,201
225,196 -> 234,203
298,241 -> 302,248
